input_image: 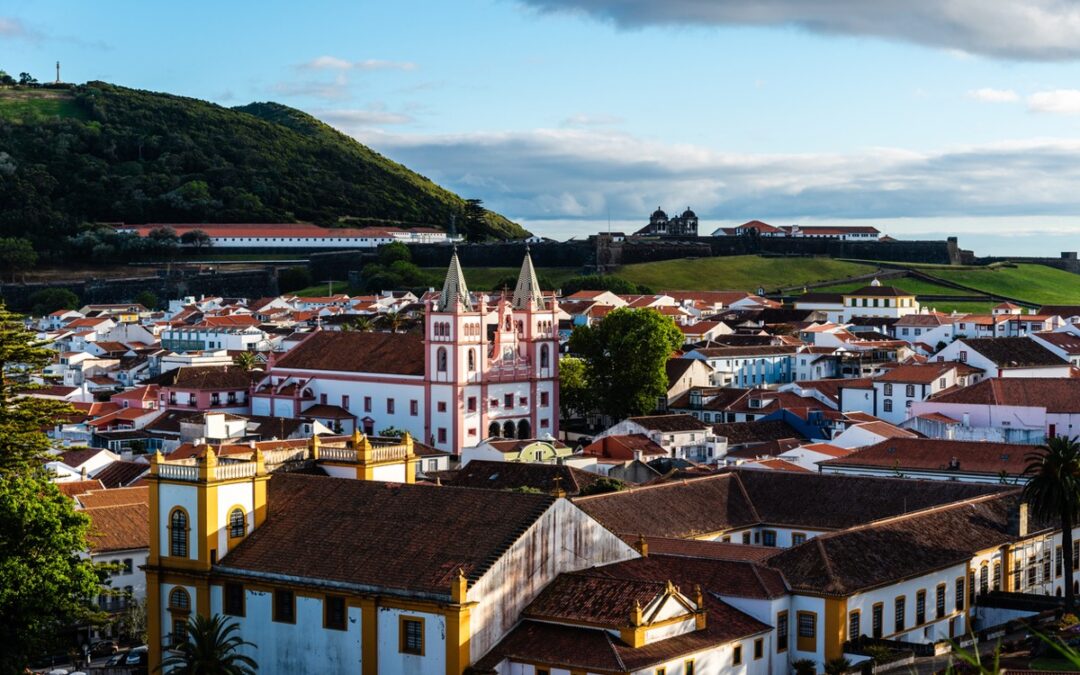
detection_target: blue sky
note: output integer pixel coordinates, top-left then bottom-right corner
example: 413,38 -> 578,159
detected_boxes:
5,0 -> 1080,254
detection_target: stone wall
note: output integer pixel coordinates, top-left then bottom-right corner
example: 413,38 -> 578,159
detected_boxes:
0,268 -> 279,311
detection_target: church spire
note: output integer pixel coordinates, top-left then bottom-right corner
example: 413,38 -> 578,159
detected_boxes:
438,248 -> 472,312
512,247 -> 544,311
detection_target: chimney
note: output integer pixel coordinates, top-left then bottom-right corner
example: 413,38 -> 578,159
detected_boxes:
80,465 -> 88,479
962,412 -> 971,427
636,533 -> 649,557
1009,502 -> 1030,537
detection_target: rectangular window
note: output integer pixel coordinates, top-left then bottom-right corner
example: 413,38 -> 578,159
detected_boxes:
792,532 -> 806,546
172,618 -> 187,646
1058,546 -> 1064,577
797,612 -> 816,652
849,610 -> 860,640
1074,540 -> 1079,570
742,531 -> 751,545
364,396 -> 371,412
540,392 -> 549,406
387,398 -> 395,414
754,638 -> 764,659
686,660 -> 696,675
884,383 -> 893,395
762,530 -> 777,547
777,611 -> 788,652
883,399 -> 893,413
273,589 -> 294,623
504,394 -> 513,408
341,395 -> 350,409
993,561 -> 1002,591
955,577 -> 965,612
324,595 -> 347,631
410,400 -> 419,416
894,596 -> 906,632
123,558 -> 133,574
400,617 -> 424,655
916,590 -> 926,625
905,384 -> 915,397
490,398 -> 498,408
214,580 -> 243,618
936,584 -> 946,619
436,401 -> 446,413
733,645 -> 743,665
519,396 -> 528,407
872,603 -> 883,638
467,397 -> 477,412
438,428 -> 447,444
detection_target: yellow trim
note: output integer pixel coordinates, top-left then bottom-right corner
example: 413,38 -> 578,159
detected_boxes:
776,610 -> 788,653
733,644 -> 743,665
445,603 -> 472,674
146,570 -> 162,672
399,615 -> 425,656
167,506 -> 191,560
253,474 -> 269,527
362,599 -> 378,675
796,610 -> 817,653
848,609 -> 861,641
148,481 -> 160,565
202,476 -> 218,566
823,597 -> 847,660
225,504 -> 247,551
272,588 -> 297,624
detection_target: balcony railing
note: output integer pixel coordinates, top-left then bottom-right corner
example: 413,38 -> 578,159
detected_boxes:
158,464 -> 198,481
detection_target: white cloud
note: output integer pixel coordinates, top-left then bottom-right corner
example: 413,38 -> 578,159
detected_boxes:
334,124 -> 1080,225
559,113 -> 624,127
316,104 -> 414,128
271,73 -> 351,100
0,17 -> 27,37
518,0 -> 1080,60
300,56 -> 417,71
967,87 -> 1018,103
1028,89 -> 1080,114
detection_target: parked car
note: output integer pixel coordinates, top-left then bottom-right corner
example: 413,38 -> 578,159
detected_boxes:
89,639 -> 118,657
104,653 -> 126,667
124,646 -> 148,666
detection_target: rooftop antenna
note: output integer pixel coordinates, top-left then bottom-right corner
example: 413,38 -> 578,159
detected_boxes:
55,61 -> 60,85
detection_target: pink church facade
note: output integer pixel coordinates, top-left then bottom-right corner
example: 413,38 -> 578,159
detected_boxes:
250,250 -> 560,455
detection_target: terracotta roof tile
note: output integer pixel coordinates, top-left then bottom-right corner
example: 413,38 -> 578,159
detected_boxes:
929,377 -> 1080,412
273,331 -> 425,376
85,502 -> 149,553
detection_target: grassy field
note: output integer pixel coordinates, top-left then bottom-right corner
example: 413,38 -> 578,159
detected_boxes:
607,256 -> 876,292
0,88 -> 84,122
815,277 -> 979,296
920,264 -> 1080,305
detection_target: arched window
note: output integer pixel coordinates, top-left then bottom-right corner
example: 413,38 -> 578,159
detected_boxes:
517,420 -> 531,440
169,587 -> 190,611
502,420 -> 516,438
540,344 -> 550,369
504,315 -> 512,331
467,349 -> 476,372
169,508 -> 189,557
437,347 -> 448,373
979,565 -> 988,594
228,508 -> 246,539
488,421 -> 501,438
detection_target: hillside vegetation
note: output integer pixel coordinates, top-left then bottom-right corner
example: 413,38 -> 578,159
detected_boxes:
0,82 -> 525,259
919,264 -> 1080,305
610,256 -> 877,292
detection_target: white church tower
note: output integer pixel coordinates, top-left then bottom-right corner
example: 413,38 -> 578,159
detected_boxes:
424,248 -> 560,453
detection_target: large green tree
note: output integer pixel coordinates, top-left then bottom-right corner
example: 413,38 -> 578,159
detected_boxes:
158,614 -> 258,675
557,356 -> 591,419
0,474 -> 102,672
0,237 -> 38,281
29,287 -> 80,316
568,307 -> 684,421
0,304 -> 101,671
1024,435 -> 1080,612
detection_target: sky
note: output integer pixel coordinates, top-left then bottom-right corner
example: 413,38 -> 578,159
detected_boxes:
5,0 -> 1080,255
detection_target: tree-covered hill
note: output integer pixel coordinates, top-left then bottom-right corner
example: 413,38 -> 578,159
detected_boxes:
0,81 -> 526,258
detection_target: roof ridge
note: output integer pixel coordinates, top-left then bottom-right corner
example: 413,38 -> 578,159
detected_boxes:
813,490 -> 1016,540
731,472 -> 763,524
604,628 -> 628,671
814,537 -> 840,590
573,472 -> 727,501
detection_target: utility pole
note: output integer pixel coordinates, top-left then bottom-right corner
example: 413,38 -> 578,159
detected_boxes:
55,61 -> 60,84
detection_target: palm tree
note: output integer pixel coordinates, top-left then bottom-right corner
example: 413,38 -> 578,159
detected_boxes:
1023,435 -> 1080,612
382,311 -> 405,333
158,613 -> 257,674
346,316 -> 374,332
232,351 -> 258,373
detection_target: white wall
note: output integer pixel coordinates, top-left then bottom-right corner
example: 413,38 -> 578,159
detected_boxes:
216,481 -> 254,558
209,586 -> 363,674
376,606 -> 445,675
159,483 -> 198,562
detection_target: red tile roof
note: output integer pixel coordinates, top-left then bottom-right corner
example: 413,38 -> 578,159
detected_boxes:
273,330 -> 425,376
928,377 -> 1080,413
581,434 -> 668,461
821,438 -> 1030,476
56,479 -> 105,499
85,502 -> 149,553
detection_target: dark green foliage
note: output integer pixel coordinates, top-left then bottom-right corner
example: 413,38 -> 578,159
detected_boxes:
557,356 -> 591,419
378,241 -> 411,265
577,477 -> 626,496
355,259 -> 438,294
561,274 -> 653,296
490,272 -> 556,293
0,82 -> 526,261
157,614 -> 258,675
29,287 -> 79,316
0,237 -> 37,280
277,266 -> 313,294
568,308 -> 684,421
134,290 -> 159,310
1023,435 -> 1080,611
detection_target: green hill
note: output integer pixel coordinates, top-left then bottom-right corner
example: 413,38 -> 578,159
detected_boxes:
919,263 -> 1080,306
610,256 -> 877,292
0,82 -> 525,257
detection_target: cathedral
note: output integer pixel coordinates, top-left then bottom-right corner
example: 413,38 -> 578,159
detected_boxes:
632,206 -> 699,237
251,249 -> 559,454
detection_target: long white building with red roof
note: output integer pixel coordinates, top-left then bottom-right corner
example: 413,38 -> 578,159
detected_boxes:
115,222 -> 451,248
